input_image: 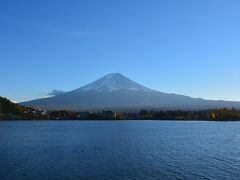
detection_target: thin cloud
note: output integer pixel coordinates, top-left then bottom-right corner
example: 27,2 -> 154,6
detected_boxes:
48,90 -> 65,96
20,95 -> 51,102
10,100 -> 18,104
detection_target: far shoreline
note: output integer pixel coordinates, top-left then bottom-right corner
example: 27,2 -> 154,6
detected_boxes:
1,119 -> 240,122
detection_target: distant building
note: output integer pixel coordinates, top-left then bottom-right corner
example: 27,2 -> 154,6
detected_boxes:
41,110 -> 47,115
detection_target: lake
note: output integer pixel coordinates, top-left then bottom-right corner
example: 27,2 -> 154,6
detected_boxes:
0,120 -> 240,179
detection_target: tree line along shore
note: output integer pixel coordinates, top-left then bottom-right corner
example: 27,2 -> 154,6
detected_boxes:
1,96 -> 240,121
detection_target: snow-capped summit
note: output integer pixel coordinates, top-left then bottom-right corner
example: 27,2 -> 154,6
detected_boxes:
74,73 -> 152,93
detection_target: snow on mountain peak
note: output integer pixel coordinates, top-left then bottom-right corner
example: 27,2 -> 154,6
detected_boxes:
75,73 -> 152,93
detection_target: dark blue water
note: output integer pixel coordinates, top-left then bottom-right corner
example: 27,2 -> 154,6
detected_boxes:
0,121 -> 240,180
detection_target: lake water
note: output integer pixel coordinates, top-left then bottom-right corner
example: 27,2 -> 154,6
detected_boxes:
0,121 -> 240,180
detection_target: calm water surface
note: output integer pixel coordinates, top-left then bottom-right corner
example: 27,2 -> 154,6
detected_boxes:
0,120 -> 240,180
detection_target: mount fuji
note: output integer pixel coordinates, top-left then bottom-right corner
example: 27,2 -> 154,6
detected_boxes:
21,73 -> 240,111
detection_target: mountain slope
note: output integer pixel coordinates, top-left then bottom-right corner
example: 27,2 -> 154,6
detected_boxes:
21,73 -> 240,111
75,73 -> 152,93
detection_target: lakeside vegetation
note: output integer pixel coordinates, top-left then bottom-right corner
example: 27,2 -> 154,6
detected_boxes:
1,96 -> 240,121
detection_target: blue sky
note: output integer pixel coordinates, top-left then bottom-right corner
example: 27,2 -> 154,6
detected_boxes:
0,0 -> 240,102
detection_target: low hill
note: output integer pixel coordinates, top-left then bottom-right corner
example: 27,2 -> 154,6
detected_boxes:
0,97 -> 38,120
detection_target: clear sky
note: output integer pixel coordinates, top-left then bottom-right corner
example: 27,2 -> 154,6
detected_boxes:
0,0 -> 240,102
